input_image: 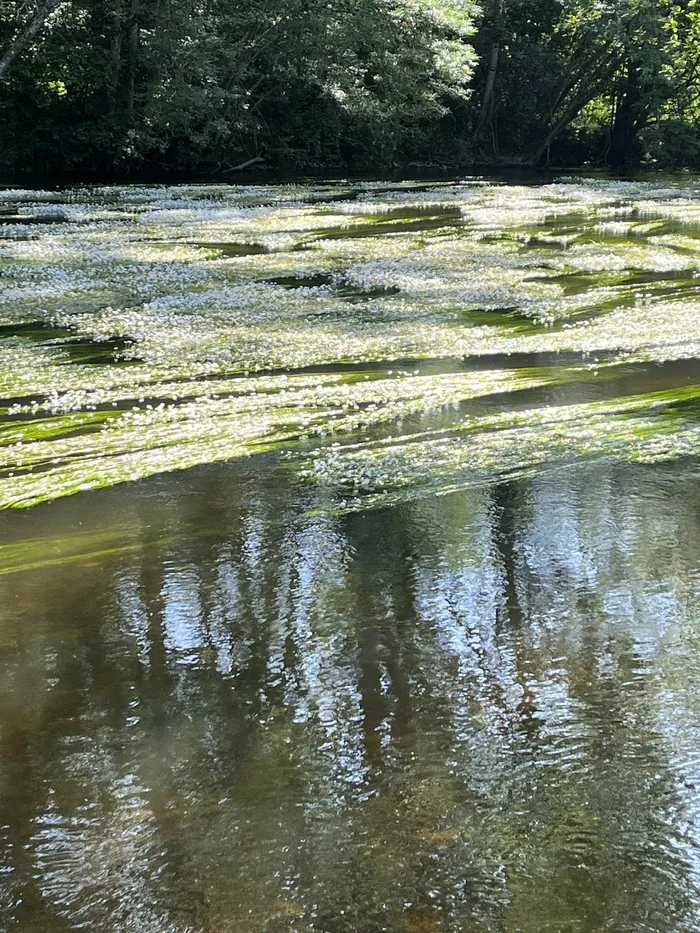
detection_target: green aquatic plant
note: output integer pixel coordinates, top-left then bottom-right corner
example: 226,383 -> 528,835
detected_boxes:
299,386 -> 700,512
1,178 -> 700,514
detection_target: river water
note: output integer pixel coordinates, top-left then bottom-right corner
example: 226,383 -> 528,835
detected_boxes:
2,177 -> 700,931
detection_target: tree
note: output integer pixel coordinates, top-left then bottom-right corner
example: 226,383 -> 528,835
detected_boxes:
1,0 -> 699,175
0,0 -> 63,81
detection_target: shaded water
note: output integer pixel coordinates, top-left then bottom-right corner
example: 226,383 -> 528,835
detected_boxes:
2,177 -> 700,930
4,459 -> 700,932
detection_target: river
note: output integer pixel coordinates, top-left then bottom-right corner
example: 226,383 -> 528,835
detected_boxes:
2,177 -> 700,931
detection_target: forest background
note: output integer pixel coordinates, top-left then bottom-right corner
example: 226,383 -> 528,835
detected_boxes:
1,0 -> 700,180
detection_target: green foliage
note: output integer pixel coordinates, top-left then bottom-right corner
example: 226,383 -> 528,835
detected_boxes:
471,0 -> 700,168
0,0 -> 699,173
0,0 -> 478,175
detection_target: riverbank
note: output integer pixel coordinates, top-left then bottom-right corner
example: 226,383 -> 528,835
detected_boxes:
2,148 -> 690,189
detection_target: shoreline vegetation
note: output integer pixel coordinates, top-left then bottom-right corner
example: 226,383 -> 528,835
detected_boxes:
2,163 -> 694,191
2,1 -> 700,183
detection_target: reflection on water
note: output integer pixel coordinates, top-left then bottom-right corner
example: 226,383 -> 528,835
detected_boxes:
2,456 -> 700,931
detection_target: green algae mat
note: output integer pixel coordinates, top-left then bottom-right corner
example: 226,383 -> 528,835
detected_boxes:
2,176 -> 700,512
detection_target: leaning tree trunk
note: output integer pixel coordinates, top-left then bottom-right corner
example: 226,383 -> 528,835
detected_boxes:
523,91 -> 591,166
521,55 -> 620,167
0,0 -> 62,81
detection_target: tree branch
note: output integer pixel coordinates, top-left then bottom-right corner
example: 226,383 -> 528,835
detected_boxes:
0,0 -> 62,81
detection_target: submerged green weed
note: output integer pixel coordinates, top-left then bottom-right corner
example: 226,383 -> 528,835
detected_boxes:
300,386 -> 700,511
1,177 -> 700,510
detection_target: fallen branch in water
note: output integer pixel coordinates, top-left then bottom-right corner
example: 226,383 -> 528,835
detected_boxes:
223,156 -> 265,172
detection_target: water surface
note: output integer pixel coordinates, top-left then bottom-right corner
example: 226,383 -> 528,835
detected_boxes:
2,177 -> 700,931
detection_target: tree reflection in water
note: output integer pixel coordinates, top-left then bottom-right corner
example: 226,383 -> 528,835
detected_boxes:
1,454 -> 700,931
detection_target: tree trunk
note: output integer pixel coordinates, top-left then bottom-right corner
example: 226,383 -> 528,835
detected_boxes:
608,63 -> 647,168
126,0 -> 139,125
522,90 -> 588,165
522,56 -> 619,166
477,42 -> 500,132
0,0 -> 62,82
144,0 -> 162,118
110,0 -> 124,111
